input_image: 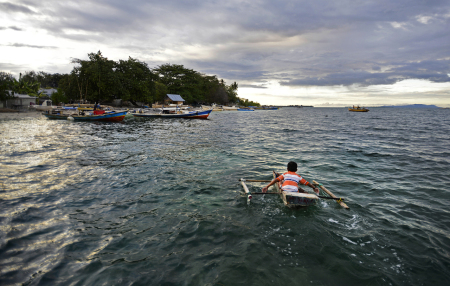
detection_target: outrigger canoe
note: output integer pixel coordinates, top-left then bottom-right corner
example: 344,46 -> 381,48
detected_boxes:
239,172 -> 349,209
132,109 -> 212,119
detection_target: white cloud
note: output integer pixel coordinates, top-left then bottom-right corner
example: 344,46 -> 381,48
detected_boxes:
390,22 -> 408,29
416,15 -> 433,24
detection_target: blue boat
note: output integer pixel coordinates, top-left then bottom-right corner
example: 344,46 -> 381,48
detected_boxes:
43,110 -> 128,122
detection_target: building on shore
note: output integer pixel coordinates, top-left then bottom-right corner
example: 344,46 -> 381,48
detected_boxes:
1,92 -> 37,110
164,94 -> 185,105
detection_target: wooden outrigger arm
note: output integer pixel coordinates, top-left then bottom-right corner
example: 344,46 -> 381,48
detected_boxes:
313,180 -> 349,209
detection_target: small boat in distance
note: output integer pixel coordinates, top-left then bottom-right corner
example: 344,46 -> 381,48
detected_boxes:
349,105 -> 369,112
237,107 -> 255,111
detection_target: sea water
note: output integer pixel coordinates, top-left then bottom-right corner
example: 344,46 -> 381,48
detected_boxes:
0,108 -> 449,285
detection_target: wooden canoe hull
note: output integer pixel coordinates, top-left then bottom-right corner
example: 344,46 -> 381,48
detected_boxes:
273,171 -> 318,207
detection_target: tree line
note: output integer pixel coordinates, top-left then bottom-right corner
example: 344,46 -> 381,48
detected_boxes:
1,51 -> 260,107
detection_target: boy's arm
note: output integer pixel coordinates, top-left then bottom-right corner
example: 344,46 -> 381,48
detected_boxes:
304,182 -> 320,195
262,178 -> 279,193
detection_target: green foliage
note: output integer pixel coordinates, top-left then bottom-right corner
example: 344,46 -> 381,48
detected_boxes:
58,73 -> 79,103
11,51 -> 260,106
21,71 -> 62,88
11,73 -> 40,94
51,88 -> 68,105
153,64 -> 243,105
68,51 -> 119,103
0,82 -> 12,101
63,51 -> 157,105
0,71 -> 14,101
0,71 -> 14,84
115,57 -> 156,103
6,73 -> 43,103
154,82 -> 168,103
238,98 -> 261,107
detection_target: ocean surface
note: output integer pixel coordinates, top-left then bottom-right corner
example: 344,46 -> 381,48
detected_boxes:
0,107 -> 449,286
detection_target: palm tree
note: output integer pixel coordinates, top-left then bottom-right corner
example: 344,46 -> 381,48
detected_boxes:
10,73 -> 42,103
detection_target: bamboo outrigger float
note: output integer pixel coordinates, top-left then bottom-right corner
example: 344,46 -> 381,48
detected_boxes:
239,172 -> 348,208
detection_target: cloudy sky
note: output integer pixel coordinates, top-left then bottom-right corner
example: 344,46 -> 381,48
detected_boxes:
1,0 -> 449,107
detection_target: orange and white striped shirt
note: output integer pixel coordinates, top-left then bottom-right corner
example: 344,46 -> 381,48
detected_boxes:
276,171 -> 308,192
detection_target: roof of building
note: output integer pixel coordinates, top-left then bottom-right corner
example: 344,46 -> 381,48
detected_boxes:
7,91 -> 37,99
166,94 -> 185,102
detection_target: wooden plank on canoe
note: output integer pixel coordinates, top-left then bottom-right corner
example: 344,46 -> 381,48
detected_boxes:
313,180 -> 349,209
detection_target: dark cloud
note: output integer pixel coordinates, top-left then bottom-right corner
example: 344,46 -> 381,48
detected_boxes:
2,0 -> 450,88
0,26 -> 23,31
9,26 -> 22,31
4,43 -> 57,49
281,59 -> 450,86
239,84 -> 268,89
0,2 -> 35,14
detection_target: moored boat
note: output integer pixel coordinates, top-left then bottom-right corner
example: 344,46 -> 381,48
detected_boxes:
31,100 -> 56,111
70,110 -> 128,121
43,109 -> 128,122
42,109 -> 70,120
237,108 -> 255,111
132,109 -> 212,119
222,106 -> 239,111
201,104 -> 223,111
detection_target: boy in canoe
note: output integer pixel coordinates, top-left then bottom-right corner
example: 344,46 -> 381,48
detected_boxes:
262,161 -> 319,195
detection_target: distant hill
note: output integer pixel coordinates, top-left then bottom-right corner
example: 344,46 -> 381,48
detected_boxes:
377,104 -> 440,108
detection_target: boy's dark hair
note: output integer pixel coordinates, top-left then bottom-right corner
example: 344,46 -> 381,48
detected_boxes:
287,161 -> 297,172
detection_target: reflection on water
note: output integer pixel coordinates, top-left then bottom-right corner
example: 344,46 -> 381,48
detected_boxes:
1,109 -> 450,285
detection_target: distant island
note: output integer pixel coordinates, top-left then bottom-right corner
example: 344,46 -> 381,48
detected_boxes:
377,104 -> 440,108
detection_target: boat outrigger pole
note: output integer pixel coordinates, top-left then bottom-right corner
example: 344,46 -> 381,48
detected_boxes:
313,180 -> 349,209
